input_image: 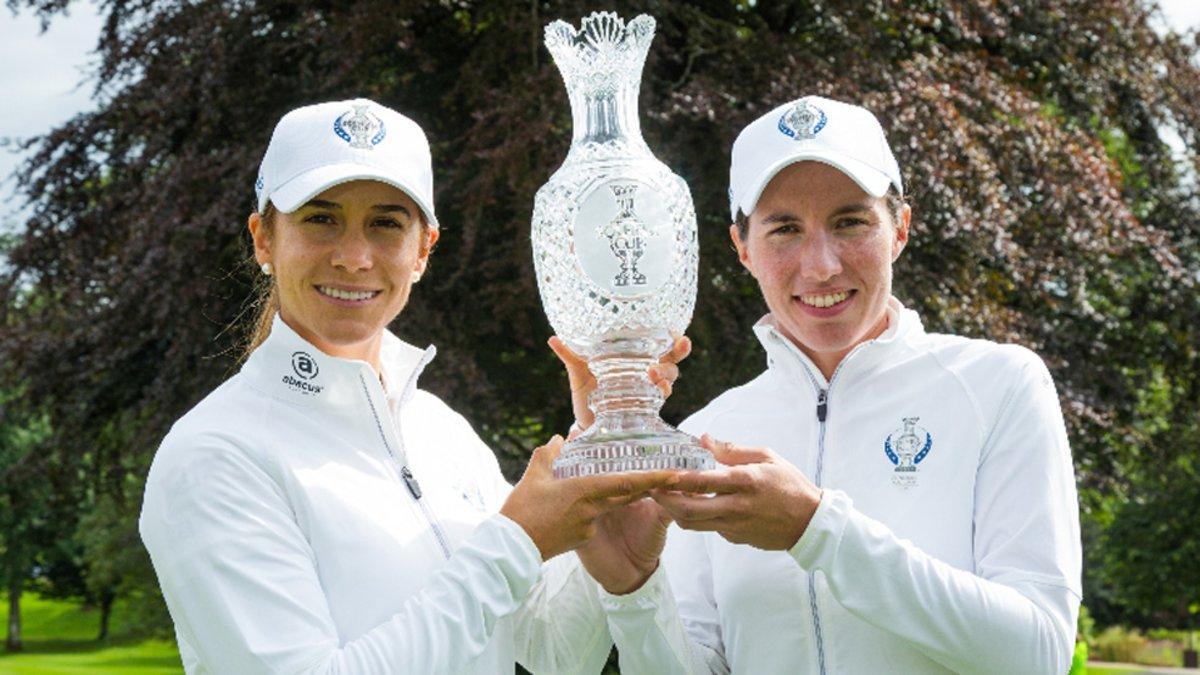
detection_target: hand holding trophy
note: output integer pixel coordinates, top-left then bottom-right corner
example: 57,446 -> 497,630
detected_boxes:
532,12 -> 714,478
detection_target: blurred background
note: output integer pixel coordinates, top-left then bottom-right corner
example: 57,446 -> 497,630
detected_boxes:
1,1 -> 1198,673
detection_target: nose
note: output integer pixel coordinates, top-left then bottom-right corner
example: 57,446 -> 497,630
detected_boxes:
330,226 -> 373,272
798,231 -> 841,282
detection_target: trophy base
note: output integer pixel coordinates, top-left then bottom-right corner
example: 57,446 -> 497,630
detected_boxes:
552,422 -> 715,478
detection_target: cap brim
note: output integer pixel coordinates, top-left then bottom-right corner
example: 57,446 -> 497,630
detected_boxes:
266,163 -> 439,229
735,149 -> 894,219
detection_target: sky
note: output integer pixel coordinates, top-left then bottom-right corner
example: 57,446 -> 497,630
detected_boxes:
1,0 -> 1198,210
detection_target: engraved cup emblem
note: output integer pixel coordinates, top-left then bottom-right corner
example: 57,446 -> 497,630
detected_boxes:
600,183 -> 656,287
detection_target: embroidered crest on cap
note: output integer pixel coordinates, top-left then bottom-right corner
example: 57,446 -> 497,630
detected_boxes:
778,100 -> 827,140
884,416 -> 932,489
334,104 -> 387,149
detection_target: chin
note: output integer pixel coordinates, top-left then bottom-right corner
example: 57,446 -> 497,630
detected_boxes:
786,322 -> 862,355
316,322 -> 384,348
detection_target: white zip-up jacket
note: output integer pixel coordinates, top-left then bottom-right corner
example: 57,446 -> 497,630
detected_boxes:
139,317 -> 612,674
599,299 -> 1082,674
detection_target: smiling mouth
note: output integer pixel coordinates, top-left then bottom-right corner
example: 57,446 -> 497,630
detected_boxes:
796,290 -> 854,308
316,285 -> 381,302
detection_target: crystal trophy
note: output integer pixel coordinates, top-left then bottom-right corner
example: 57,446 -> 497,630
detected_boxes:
533,12 -> 714,478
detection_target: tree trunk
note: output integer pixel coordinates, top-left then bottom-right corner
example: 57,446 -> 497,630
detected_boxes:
97,589 -> 114,641
5,577 -> 21,652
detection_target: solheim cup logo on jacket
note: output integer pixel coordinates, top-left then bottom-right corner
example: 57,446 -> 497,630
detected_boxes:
884,416 -> 933,489
282,351 -> 324,396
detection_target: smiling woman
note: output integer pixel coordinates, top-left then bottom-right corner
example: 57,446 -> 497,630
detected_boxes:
245,181 -> 437,366
599,95 -> 1084,675
136,98 -> 686,674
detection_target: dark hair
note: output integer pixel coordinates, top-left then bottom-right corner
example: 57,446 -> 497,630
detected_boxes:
243,203 -> 280,360
734,186 -> 907,240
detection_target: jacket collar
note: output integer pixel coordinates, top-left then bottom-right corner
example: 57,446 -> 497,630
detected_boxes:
752,296 -> 923,390
241,315 -> 436,412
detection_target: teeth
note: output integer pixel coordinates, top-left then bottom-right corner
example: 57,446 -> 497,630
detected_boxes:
799,291 -> 850,308
318,286 -> 378,301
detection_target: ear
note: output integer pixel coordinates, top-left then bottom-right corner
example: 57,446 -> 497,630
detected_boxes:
414,227 -> 439,275
248,212 -> 272,266
891,203 -> 912,262
729,223 -> 755,276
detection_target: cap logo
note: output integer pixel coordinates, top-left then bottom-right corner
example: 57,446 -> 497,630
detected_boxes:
334,104 -> 387,149
778,101 -> 827,140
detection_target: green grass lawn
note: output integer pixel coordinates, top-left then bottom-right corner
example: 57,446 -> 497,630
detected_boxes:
0,594 -> 181,674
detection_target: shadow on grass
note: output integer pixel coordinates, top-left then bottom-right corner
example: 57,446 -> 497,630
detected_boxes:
88,654 -> 183,669
0,635 -> 156,655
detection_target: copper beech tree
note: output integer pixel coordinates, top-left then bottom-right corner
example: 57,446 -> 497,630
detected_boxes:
1,0 -> 1197,634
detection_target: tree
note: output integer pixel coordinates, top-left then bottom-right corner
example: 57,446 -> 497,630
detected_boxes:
1101,459 -> 1200,633
2,0 -> 1198,636
0,385 -> 52,651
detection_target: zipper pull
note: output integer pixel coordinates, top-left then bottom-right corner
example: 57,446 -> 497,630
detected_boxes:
400,466 -> 423,500
816,389 -> 828,422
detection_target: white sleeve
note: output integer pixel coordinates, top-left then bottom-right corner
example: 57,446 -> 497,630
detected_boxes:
789,356 -> 1082,674
596,524 -> 728,675
140,437 -> 543,675
472,436 -> 615,674
514,554 -> 614,674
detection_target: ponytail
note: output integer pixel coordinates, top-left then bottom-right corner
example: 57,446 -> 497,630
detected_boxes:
241,204 -> 279,361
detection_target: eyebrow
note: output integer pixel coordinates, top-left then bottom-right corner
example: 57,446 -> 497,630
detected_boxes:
301,199 -> 412,217
760,201 -> 875,224
829,202 -> 875,217
371,204 -> 413,217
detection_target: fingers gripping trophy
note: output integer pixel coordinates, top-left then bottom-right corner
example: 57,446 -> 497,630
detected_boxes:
532,12 -> 714,478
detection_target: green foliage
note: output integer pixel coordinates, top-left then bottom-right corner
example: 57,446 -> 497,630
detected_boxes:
1079,604 -> 1096,644
1099,459 -> 1200,631
1091,625 -> 1187,667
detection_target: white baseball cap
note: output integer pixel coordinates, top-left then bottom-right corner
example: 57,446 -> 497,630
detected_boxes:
255,98 -> 439,229
728,95 -> 902,220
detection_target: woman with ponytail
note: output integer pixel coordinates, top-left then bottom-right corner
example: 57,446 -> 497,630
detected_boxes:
139,99 -> 684,674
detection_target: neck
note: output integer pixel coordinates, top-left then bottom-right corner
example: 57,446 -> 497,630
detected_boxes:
795,309 -> 891,381
278,311 -> 384,376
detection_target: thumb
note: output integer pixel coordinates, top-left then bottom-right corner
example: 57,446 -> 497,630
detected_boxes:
700,434 -> 772,466
548,336 -> 589,375
652,497 -> 674,527
531,435 -> 565,473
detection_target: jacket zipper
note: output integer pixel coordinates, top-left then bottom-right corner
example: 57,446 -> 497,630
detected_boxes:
358,374 -> 453,561
784,338 -> 862,675
396,439 -> 453,561
809,385 -> 829,675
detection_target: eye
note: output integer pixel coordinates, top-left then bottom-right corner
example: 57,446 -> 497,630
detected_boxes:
768,223 -> 800,236
303,213 -> 336,225
836,217 -> 868,229
372,217 -> 406,229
